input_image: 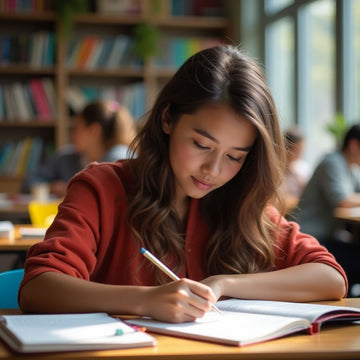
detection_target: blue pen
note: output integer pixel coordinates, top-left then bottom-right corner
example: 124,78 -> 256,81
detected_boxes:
140,247 -> 223,315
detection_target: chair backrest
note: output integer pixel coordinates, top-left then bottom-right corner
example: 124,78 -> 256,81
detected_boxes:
0,268 -> 24,309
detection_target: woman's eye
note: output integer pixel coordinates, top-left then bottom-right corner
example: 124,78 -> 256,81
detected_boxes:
193,140 -> 209,150
227,154 -> 242,163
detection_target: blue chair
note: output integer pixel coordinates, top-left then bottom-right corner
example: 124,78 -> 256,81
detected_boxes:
0,269 -> 24,309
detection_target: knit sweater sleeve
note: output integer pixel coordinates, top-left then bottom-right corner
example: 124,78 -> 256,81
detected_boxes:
268,206 -> 348,294
20,160 -> 135,290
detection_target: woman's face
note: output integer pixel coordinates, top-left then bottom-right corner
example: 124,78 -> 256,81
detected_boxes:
162,104 -> 257,207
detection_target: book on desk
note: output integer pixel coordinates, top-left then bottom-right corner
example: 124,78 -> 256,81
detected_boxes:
128,299 -> 360,347
0,312 -> 156,353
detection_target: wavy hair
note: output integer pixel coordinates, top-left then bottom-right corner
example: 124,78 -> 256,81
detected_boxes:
128,45 -> 286,283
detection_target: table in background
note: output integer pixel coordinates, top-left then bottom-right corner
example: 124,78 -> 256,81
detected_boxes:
1,298 -> 360,360
334,207 -> 360,224
334,206 -> 360,241
0,225 -> 44,269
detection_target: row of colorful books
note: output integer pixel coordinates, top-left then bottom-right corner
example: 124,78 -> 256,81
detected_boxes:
0,78 -> 56,122
96,0 -> 141,14
155,37 -> 221,68
66,35 -> 140,70
66,83 -> 146,121
0,0 -> 225,17
0,137 -> 44,177
0,0 -> 53,12
67,35 -> 221,70
153,0 -> 225,17
0,32 -> 55,67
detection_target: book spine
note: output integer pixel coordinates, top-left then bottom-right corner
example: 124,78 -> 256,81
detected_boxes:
29,78 -> 52,121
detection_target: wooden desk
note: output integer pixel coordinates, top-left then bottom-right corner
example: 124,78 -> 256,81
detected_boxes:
0,225 -> 43,252
334,207 -> 360,242
1,298 -> 360,360
0,236 -> 41,252
0,225 -> 43,269
334,207 -> 360,224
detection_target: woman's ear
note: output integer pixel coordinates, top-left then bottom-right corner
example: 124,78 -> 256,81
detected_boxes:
161,105 -> 172,134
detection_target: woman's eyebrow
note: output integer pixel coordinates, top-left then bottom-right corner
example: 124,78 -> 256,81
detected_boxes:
193,128 -> 252,152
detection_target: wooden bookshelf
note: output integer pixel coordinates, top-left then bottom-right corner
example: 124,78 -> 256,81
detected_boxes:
0,0 -> 233,193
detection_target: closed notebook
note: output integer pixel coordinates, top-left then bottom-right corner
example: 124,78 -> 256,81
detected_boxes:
0,313 -> 156,353
128,299 -> 360,346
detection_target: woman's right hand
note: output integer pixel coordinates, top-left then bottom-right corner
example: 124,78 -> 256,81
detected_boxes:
141,278 -> 216,323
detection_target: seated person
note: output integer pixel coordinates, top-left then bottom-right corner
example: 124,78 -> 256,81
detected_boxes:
282,126 -> 311,199
19,46 -> 346,320
23,100 -> 137,198
290,123 -> 360,295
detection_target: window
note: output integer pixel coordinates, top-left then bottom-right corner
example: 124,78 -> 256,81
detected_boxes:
265,0 -> 294,15
266,17 -> 295,129
257,0 -> 358,167
344,0 -> 360,122
299,0 -> 335,164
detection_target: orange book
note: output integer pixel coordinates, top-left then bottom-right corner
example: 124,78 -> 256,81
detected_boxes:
76,37 -> 97,68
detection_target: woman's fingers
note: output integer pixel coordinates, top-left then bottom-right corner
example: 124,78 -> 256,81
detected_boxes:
143,278 -> 216,323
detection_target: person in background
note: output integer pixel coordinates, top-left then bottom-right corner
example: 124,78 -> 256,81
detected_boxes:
72,100 -> 136,164
22,100 -> 137,198
19,45 -> 346,322
290,123 -> 360,295
282,126 -> 311,199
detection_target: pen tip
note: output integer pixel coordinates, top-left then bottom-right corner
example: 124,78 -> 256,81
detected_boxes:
140,247 -> 146,254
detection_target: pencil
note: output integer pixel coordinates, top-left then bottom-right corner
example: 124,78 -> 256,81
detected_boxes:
140,247 -> 223,316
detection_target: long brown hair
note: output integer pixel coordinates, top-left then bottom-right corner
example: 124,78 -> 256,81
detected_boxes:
128,45 -> 286,282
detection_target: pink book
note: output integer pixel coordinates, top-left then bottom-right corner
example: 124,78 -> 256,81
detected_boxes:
29,79 -> 52,121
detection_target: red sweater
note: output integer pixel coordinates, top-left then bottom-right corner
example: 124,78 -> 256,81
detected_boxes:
21,160 -> 348,292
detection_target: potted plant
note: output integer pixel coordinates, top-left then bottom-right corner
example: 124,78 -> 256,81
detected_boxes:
51,0 -> 88,38
326,113 -> 348,149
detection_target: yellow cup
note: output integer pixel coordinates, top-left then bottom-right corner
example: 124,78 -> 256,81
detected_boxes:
28,201 -> 59,228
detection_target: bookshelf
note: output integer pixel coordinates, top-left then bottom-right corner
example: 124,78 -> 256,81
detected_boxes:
0,0 -> 233,194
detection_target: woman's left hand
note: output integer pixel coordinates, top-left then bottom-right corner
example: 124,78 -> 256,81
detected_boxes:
200,275 -> 225,300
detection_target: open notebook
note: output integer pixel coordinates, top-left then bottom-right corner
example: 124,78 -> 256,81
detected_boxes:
0,313 -> 156,353
128,299 -> 360,346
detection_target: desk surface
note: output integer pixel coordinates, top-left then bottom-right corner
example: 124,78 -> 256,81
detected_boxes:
0,225 -> 43,251
1,298 -> 360,360
334,207 -> 360,223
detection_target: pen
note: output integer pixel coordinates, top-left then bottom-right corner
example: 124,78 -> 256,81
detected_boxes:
140,247 -> 223,316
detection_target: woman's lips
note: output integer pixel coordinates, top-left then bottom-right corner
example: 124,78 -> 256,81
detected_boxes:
192,176 -> 212,190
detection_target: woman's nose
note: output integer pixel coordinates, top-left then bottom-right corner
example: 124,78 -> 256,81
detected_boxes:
201,153 -> 221,177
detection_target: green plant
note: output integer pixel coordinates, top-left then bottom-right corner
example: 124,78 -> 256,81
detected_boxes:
51,0 -> 88,39
326,113 -> 348,149
132,22 -> 161,61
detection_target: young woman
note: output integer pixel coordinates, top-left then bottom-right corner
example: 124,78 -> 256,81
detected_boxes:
19,45 -> 347,323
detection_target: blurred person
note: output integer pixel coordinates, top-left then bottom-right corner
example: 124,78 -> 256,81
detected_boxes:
72,100 -> 136,163
291,123 -> 360,295
282,126 -> 311,199
23,100 -> 137,198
